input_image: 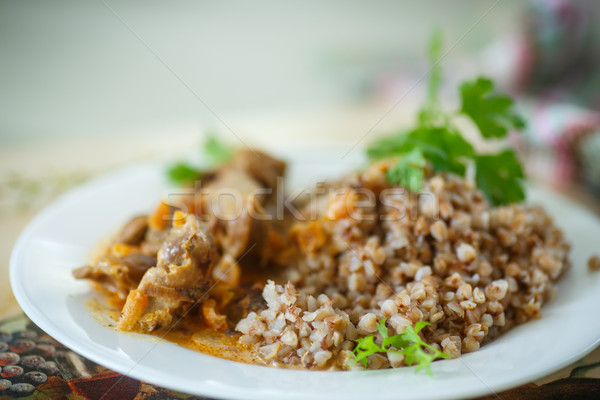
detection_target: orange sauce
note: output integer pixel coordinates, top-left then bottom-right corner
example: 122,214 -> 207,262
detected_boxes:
83,236 -> 283,365
85,292 -> 262,365
163,324 -> 261,365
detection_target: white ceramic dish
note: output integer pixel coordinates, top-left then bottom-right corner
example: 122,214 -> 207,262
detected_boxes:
10,150 -> 600,400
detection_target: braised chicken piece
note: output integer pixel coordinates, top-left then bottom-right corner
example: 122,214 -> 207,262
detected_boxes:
196,149 -> 286,264
116,215 -> 148,245
118,212 -> 217,332
222,284 -> 266,325
72,253 -> 155,303
72,215 -> 156,302
229,148 -> 286,192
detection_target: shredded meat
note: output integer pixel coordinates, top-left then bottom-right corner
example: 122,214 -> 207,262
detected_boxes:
117,215 -> 148,245
117,213 -> 217,332
223,284 -> 266,325
196,149 -> 286,264
72,253 -> 156,301
230,148 -> 286,191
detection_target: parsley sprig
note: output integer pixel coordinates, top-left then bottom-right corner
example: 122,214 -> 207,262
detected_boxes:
350,318 -> 450,375
166,135 -> 233,185
166,162 -> 201,184
203,135 -> 235,165
460,77 -> 526,139
367,34 -> 526,206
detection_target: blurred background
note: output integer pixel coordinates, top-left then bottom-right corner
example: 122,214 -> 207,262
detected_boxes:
1,0 -> 600,316
1,0 -> 526,145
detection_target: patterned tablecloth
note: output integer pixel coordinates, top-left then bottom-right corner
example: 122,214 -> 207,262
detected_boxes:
0,313 -> 598,400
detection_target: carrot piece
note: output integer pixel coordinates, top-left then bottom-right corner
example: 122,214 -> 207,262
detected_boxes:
148,202 -> 170,231
172,210 -> 187,227
117,289 -> 149,331
110,243 -> 136,257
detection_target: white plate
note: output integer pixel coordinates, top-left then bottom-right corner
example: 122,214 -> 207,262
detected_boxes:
10,150 -> 600,400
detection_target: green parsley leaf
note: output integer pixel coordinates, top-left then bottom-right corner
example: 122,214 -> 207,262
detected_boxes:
397,321 -> 450,375
406,127 -> 473,176
166,135 -> 233,185
475,149 -> 525,206
166,162 -> 201,185
350,318 -> 450,375
366,131 -> 413,160
460,77 -> 526,139
378,318 -> 410,352
204,135 -> 233,165
386,149 -> 427,192
368,126 -> 474,192
351,334 -> 383,368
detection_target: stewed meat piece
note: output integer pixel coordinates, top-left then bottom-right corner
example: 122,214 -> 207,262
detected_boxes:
196,149 -> 286,264
117,213 -> 217,332
72,253 -> 156,302
117,215 -> 148,245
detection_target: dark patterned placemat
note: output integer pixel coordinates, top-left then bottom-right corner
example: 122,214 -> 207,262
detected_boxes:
1,314 -> 599,400
0,314 -> 206,400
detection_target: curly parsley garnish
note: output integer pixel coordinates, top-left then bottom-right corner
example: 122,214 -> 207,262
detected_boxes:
475,150 -> 525,206
350,318 -> 450,375
367,33 -> 526,206
203,135 -> 235,165
166,162 -> 201,185
166,135 -> 233,185
385,149 -> 427,192
460,77 -> 526,139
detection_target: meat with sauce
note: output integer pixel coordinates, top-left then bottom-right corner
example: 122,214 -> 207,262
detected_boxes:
72,253 -> 156,303
74,149 -> 289,332
195,149 -> 286,265
117,212 -> 217,332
